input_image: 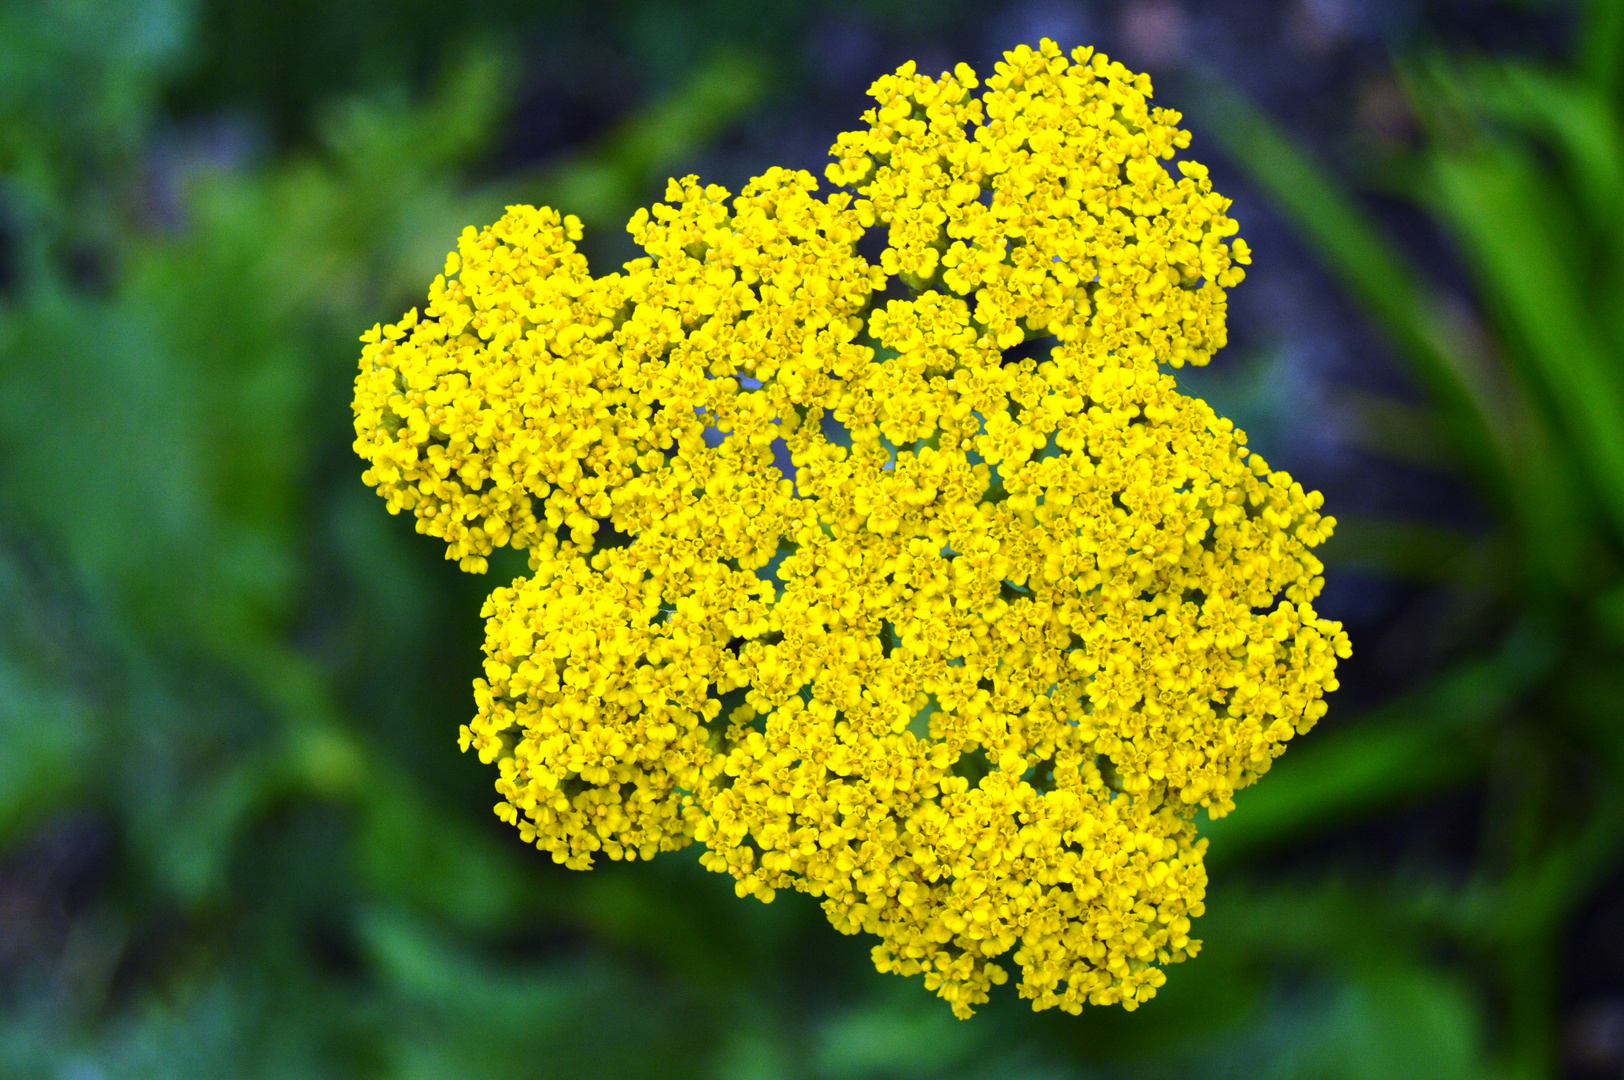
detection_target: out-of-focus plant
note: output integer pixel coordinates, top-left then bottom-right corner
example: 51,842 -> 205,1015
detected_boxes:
1189,2 -> 1624,1077
0,4 -> 794,1073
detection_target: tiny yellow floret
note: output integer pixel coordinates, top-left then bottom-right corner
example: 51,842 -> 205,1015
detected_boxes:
352,40 -> 1350,1020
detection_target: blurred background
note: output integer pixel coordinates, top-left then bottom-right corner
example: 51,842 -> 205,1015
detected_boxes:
3,0 -> 1623,1077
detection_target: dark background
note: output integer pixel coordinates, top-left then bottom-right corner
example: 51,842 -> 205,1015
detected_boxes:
3,0 -> 1623,1077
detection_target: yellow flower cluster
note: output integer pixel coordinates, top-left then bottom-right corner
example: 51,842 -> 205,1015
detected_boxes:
352,40 -> 1350,1019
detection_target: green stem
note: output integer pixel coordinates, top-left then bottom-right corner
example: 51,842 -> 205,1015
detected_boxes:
1501,922 -> 1557,1080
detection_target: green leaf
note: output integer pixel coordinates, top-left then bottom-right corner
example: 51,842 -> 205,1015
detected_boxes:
1271,964 -> 1485,1080
814,996 -> 981,1079
1582,0 -> 1624,100
1421,128 -> 1624,539
1463,63 -> 1624,249
359,906 -> 718,1080
0,662 -> 96,842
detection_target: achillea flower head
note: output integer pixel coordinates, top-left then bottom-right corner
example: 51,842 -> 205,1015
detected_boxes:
353,40 -> 1351,1018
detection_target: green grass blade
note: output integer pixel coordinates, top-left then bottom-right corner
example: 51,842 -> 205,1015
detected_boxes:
1583,0 -> 1624,99
1425,139 -> 1624,539
1188,80 -> 1501,475
1466,63 -> 1624,248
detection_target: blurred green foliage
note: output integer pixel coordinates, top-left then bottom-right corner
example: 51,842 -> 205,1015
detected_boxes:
1,0 -> 1620,1078
1192,0 -> 1624,1076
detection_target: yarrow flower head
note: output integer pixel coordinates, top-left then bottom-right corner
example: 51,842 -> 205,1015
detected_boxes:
353,40 -> 1351,1019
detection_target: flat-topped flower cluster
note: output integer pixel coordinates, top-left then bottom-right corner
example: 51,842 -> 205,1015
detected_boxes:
353,40 -> 1350,1018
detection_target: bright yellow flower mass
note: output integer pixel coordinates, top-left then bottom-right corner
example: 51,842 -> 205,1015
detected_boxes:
352,40 -> 1350,1018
